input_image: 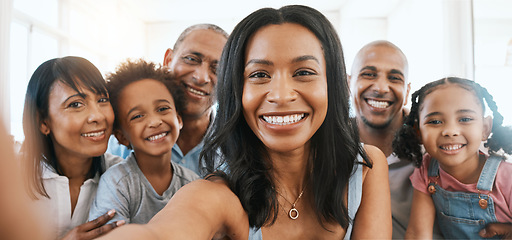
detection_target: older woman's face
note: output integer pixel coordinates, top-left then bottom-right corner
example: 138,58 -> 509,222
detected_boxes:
242,23 -> 328,154
40,80 -> 114,160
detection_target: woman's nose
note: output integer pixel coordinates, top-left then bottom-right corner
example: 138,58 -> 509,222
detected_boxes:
266,74 -> 297,104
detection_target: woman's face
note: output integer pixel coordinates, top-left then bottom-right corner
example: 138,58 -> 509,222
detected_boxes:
242,23 -> 328,154
40,80 -> 114,160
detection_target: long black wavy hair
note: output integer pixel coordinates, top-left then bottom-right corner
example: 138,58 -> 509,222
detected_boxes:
393,77 -> 512,167
200,5 -> 371,229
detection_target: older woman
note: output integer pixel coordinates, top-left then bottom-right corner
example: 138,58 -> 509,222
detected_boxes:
21,56 -> 124,239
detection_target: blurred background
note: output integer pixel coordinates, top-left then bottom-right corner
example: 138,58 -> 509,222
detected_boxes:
1,0 -> 511,142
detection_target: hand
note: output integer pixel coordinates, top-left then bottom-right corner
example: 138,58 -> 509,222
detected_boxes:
479,223 -> 512,239
61,209 -> 125,240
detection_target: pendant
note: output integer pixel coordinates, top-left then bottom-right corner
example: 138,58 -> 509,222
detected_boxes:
428,184 -> 436,194
289,207 -> 299,220
479,198 -> 488,209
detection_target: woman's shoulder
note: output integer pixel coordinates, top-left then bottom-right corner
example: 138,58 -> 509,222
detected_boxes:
362,144 -> 387,167
164,177 -> 243,213
183,177 -> 239,202
360,144 -> 389,182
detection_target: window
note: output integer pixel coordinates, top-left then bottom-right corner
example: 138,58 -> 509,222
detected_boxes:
473,0 -> 512,125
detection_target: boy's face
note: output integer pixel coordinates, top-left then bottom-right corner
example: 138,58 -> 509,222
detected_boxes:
114,79 -> 182,159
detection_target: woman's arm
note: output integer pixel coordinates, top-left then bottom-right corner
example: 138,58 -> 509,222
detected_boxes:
351,145 -> 392,239
405,189 -> 436,239
97,179 -> 249,240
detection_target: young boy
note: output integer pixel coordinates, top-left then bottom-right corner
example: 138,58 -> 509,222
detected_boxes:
89,59 -> 199,224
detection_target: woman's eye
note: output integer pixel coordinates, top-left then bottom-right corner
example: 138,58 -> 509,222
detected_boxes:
98,97 -> 110,103
248,72 -> 270,78
67,102 -> 84,108
294,70 -> 315,76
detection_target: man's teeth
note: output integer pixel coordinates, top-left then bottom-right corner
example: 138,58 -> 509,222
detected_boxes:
440,144 -> 463,151
147,132 -> 167,141
262,114 -> 305,125
82,131 -> 104,137
187,87 -> 207,96
367,99 -> 389,109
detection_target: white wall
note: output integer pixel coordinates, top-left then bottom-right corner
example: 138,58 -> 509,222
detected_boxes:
388,0 -> 445,94
4,0 -> 512,139
474,18 -> 512,125
1,0 -> 13,131
7,0 -> 148,141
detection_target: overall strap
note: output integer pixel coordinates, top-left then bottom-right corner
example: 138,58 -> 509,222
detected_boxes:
476,155 -> 502,191
427,158 -> 440,177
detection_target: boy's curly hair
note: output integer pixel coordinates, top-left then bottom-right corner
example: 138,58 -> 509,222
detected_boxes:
106,58 -> 186,131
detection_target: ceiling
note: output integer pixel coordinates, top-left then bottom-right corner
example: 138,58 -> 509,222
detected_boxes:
119,0 -> 404,23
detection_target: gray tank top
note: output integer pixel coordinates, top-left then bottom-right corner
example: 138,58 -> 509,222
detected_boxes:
248,155 -> 364,240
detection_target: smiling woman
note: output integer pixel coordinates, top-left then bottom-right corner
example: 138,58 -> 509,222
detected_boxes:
21,56 -> 125,240
98,5 -> 391,240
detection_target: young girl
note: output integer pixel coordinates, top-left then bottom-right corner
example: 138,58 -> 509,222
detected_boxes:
393,77 -> 512,239
88,59 -> 199,224
22,56 -> 125,239
99,5 -> 391,240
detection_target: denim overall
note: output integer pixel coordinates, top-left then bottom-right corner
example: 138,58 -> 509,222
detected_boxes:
428,155 -> 502,239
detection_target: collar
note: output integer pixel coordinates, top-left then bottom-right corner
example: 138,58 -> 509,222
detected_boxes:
41,160 -> 101,184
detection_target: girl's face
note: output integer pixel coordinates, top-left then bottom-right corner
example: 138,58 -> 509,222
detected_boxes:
40,80 -> 114,160
115,79 -> 182,159
418,84 -> 491,170
242,23 -> 328,154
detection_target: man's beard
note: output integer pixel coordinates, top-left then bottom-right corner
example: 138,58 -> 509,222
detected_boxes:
360,115 -> 393,130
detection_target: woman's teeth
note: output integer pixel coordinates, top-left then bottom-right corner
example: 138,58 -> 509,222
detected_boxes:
82,131 -> 104,137
147,132 -> 168,141
367,99 -> 389,109
263,114 -> 305,125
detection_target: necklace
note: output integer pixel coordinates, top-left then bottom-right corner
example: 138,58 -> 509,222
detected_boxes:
276,184 -> 307,220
